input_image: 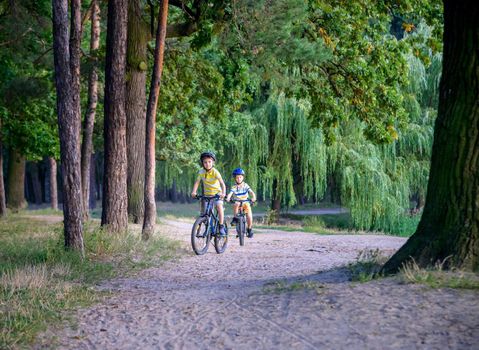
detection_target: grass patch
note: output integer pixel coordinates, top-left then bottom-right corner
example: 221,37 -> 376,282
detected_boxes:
0,215 -> 182,349
263,280 -> 325,294
399,258 -> 479,289
347,249 -> 389,282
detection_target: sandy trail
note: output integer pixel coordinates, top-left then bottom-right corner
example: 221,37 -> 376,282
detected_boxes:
35,219 -> 478,349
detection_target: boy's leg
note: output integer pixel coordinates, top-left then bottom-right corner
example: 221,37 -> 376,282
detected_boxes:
216,201 -> 226,236
246,210 -> 253,229
217,202 -> 224,224
231,203 -> 239,225
245,204 -> 254,238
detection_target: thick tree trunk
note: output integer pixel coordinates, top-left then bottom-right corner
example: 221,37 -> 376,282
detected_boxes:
0,133 -> 6,216
383,1 -> 479,273
49,157 -> 58,210
81,0 -> 100,220
142,0 -> 169,240
6,149 -> 26,211
101,0 -> 129,233
126,0 -> 149,224
52,0 -> 84,252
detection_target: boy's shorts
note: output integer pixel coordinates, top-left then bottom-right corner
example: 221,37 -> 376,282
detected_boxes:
238,202 -> 251,214
200,198 -> 223,214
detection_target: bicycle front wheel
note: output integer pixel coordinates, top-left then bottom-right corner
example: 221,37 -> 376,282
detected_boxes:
237,218 -> 245,246
214,223 -> 228,254
191,217 -> 210,255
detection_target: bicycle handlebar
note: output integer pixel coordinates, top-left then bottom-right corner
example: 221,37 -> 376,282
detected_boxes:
195,194 -> 221,201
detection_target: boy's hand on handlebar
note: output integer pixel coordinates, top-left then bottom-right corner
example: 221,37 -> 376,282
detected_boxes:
191,192 -> 197,198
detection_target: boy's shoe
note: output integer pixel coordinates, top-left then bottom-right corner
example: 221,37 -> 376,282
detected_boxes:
247,228 -> 253,238
230,217 -> 238,226
219,225 -> 227,237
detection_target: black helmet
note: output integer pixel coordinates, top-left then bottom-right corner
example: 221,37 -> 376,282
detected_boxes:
200,151 -> 216,162
232,168 -> 245,176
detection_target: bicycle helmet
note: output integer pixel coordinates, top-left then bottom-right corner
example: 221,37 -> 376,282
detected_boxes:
200,151 -> 216,162
232,168 -> 245,177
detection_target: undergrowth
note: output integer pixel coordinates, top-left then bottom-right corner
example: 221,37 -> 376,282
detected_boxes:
399,258 -> 479,290
0,215 -> 181,349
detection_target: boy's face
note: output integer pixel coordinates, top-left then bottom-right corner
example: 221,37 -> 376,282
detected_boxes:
202,157 -> 214,170
235,175 -> 244,184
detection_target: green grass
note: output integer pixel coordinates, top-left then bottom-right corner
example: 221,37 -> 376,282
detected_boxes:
399,258 -> 479,289
0,215 -> 182,349
347,249 -> 389,282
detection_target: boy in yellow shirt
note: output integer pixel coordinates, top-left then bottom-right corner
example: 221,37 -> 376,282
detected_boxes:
226,168 -> 257,238
191,151 -> 227,236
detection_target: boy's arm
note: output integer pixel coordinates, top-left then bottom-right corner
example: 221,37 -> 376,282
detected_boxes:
248,188 -> 257,202
226,188 -> 234,202
191,179 -> 200,197
219,176 -> 226,199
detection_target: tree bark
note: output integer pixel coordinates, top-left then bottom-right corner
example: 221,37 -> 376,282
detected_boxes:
383,0 -> 479,273
0,132 -> 6,216
49,157 -> 58,210
30,162 -> 43,205
52,0 -> 84,252
126,0 -> 149,224
142,0 -> 169,240
101,0 -> 129,233
81,0 -> 100,220
6,149 -> 26,211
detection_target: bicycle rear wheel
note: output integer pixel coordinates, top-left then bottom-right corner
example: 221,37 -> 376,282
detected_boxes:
214,223 -> 228,254
191,217 -> 210,255
236,218 -> 245,246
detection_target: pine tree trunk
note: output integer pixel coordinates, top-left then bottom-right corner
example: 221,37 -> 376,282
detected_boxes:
49,157 -> 58,210
101,0 -> 129,233
81,0 -> 100,220
0,125 -> 6,217
383,1 -> 479,273
126,0 -> 149,224
52,0 -> 84,252
6,149 -> 26,211
142,0 -> 169,240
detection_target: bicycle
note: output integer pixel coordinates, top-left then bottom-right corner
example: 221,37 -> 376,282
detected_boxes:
191,195 -> 228,255
229,199 -> 253,246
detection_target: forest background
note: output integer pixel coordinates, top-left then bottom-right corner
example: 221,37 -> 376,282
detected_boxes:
0,0 -> 444,236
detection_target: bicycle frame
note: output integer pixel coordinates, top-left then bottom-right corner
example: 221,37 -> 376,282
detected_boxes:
199,195 -> 221,237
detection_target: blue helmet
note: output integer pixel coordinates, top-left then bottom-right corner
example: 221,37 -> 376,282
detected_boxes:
232,168 -> 245,177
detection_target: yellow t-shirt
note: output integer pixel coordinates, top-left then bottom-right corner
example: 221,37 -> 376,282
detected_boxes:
197,168 -> 223,196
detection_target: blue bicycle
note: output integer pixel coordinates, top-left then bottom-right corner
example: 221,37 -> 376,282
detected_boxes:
191,195 -> 228,255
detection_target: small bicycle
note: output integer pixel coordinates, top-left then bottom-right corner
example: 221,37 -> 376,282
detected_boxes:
229,199 -> 253,246
191,195 -> 228,255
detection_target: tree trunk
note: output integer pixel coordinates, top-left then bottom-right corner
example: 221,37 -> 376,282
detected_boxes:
126,0 -> 149,224
52,0 -> 84,252
101,0 -> 129,233
30,162 -> 43,205
271,179 -> 281,212
81,0 -> 100,221
49,157 -> 58,210
6,149 -> 26,211
0,131 -> 6,216
142,0 -> 169,240
383,1 -> 479,273
89,153 -> 97,209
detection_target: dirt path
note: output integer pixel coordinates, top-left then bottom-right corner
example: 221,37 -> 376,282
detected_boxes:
35,219 -> 478,349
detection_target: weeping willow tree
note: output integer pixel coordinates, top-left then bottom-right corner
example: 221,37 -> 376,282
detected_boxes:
221,93 -> 328,209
